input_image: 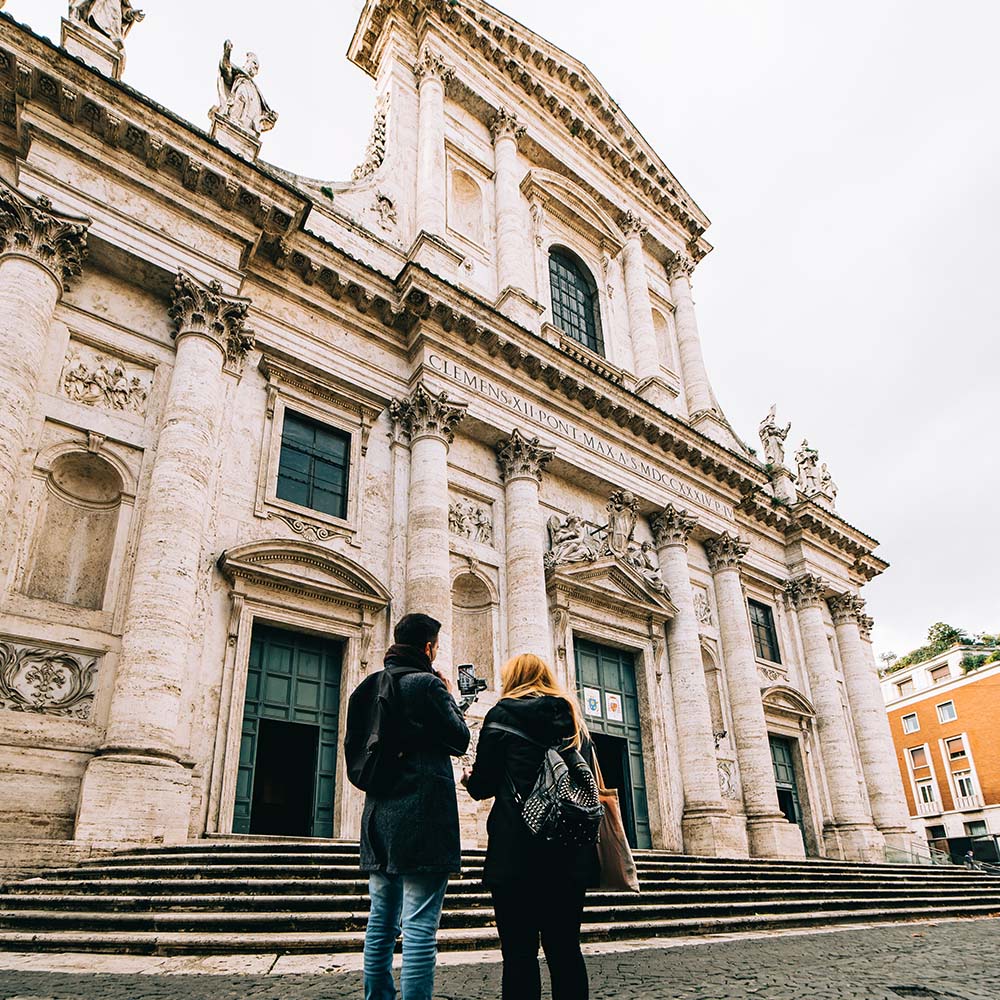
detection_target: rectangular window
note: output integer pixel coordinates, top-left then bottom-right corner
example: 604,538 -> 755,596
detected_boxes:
929,663 -> 951,684
945,735 -> 967,760
747,600 -> 781,663
276,411 -> 351,520
902,713 -> 920,734
926,825 -> 947,839
966,820 -> 988,837
916,780 -> 936,804
936,701 -> 957,724
896,677 -> 914,697
909,746 -> 928,769
954,771 -> 976,799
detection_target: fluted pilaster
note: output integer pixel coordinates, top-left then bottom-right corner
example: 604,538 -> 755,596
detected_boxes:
415,46 -> 454,237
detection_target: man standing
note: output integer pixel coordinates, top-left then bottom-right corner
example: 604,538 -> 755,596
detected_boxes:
361,613 -> 470,1000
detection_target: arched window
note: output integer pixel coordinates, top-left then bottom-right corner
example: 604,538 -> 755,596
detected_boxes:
548,247 -> 603,355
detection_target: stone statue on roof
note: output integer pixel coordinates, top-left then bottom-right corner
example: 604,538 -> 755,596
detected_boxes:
758,404 -> 791,467
795,439 -> 820,494
215,40 -> 277,137
69,0 -> 144,47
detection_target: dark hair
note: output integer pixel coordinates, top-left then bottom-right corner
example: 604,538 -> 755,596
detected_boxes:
393,613 -> 441,650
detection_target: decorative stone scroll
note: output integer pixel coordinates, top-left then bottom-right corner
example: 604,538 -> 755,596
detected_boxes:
60,345 -> 150,415
389,383 -> 467,445
353,93 -> 390,181
449,497 -> 493,545
650,503 -> 698,548
496,428 -> 554,484
784,573 -> 828,610
489,106 -> 526,143
0,183 -> 89,291
0,640 -> 97,720
704,531 -> 750,573
828,592 -> 867,626
168,271 -> 255,367
414,47 -> 455,84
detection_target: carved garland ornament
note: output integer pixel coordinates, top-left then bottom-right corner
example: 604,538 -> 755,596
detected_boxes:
389,383 -> 467,444
650,503 -> 698,548
0,182 -> 89,290
496,428 -> 555,484
169,271 -> 255,366
704,532 -> 750,573
0,641 -> 96,720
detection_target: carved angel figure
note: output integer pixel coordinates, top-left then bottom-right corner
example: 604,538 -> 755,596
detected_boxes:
215,40 -> 277,137
546,514 -> 600,569
758,404 -> 791,467
69,0 -> 144,47
794,439 -> 820,493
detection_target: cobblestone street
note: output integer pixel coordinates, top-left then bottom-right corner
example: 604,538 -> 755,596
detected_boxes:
0,919 -> 997,1000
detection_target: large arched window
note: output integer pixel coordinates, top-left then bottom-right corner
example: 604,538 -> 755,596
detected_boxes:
548,247 -> 603,355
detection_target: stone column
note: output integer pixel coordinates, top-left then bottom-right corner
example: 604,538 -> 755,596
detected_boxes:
706,532 -> 803,858
391,382 -> 467,673
414,47 -> 454,238
666,252 -> 716,419
651,505 -> 741,857
785,574 -> 883,860
76,272 -> 254,844
619,211 -> 664,401
496,429 -> 555,658
830,595 -> 914,851
0,184 -> 88,525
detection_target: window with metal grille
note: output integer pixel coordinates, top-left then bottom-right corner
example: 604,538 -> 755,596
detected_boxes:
748,599 -> 781,663
548,248 -> 603,354
276,410 -> 350,519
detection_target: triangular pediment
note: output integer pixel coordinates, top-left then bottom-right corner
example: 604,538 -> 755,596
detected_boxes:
547,556 -> 677,620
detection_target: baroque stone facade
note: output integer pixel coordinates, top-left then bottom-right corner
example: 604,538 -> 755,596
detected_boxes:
0,1 -> 915,862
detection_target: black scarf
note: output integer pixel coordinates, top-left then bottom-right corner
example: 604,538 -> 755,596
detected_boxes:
384,643 -> 433,673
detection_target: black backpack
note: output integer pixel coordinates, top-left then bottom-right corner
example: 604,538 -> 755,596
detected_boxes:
484,722 -> 604,848
344,665 -> 421,794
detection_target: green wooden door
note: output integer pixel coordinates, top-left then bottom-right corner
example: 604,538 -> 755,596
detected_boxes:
575,638 -> 652,848
234,624 -> 343,837
769,734 -> 805,843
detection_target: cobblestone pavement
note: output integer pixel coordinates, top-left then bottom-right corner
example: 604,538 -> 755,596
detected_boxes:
0,919 -> 998,999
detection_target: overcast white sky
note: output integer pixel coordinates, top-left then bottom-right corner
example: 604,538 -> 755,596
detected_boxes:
11,0 -> 999,659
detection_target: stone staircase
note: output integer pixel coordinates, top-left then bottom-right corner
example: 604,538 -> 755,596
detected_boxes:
0,838 -> 998,954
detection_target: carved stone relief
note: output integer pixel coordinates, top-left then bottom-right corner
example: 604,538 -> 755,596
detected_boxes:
353,93 -> 389,181
60,344 -> 151,416
449,497 -> 493,545
374,192 -> 397,231
0,641 -> 97,720
268,511 -> 350,543
693,588 -> 714,628
717,759 -> 740,800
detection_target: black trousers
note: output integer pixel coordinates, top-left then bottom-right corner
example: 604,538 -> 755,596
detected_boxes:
491,879 -> 588,1000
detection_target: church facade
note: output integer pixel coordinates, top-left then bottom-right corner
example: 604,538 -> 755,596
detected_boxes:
0,0 -> 914,867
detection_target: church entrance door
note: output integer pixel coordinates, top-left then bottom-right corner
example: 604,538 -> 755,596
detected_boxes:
574,638 -> 651,848
769,734 -> 806,844
234,624 -> 343,838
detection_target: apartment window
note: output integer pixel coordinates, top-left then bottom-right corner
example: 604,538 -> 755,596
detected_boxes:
945,735 -> 967,760
936,701 -> 957,724
896,677 -> 914,697
926,825 -> 947,840
916,780 -> 936,804
954,771 -> 976,799
966,820 -> 988,837
901,713 -> 920,734
748,600 -> 781,663
929,663 -> 951,684
276,411 -> 351,519
909,746 -> 929,769
548,247 -> 603,355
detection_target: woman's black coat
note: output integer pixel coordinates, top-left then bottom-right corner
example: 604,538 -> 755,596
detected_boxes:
360,645 -> 470,876
465,694 -> 600,888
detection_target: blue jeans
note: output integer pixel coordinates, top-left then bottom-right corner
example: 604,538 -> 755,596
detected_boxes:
364,872 -> 450,1000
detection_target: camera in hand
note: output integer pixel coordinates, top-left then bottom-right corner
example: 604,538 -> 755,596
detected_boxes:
457,663 -> 487,713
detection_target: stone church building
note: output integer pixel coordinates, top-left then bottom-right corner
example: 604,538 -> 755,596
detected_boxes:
0,0 -> 915,867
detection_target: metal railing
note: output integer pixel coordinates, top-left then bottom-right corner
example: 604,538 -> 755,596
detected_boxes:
884,844 -> 956,867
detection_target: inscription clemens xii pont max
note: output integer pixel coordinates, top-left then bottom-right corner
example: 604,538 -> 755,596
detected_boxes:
429,354 -> 735,520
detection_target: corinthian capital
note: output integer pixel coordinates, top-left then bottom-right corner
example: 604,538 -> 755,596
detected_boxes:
705,531 -> 750,572
858,614 -> 875,642
650,503 -> 698,548
414,47 -> 455,85
489,107 -> 527,144
390,382 -> 467,445
619,210 -> 647,239
784,573 -> 828,610
496,428 -> 555,483
828,592 -> 867,626
0,182 -> 89,292
666,251 -> 696,282
169,272 -> 255,366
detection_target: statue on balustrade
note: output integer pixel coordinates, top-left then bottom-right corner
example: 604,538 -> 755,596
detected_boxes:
215,40 -> 278,136
758,404 -> 791,467
69,0 -> 144,47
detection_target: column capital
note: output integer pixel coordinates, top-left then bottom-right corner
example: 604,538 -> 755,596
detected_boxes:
496,428 -> 555,484
828,592 -> 867,626
0,181 -> 90,293
705,531 -> 749,572
390,382 -> 467,445
414,46 -> 455,85
168,271 -> 255,366
785,572 -> 829,610
666,251 -> 696,282
650,503 -> 698,548
858,613 -> 875,642
489,106 -> 527,144
619,210 -> 647,239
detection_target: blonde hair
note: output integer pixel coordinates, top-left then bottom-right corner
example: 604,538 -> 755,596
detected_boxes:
500,653 -> 585,750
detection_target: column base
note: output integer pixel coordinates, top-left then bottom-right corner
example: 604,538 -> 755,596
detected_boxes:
60,18 -> 123,80
495,286 -> 544,332
747,813 -> 806,859
822,822 -> 885,863
75,751 -> 193,845
681,806 -> 749,858
209,113 -> 261,161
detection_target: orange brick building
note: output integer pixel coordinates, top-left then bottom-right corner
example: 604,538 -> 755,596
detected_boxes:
883,650 -> 1000,861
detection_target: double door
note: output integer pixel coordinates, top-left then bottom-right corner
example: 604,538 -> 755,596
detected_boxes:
769,734 -> 806,843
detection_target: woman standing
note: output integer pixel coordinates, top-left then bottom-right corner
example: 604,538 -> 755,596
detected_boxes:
463,654 -> 599,1000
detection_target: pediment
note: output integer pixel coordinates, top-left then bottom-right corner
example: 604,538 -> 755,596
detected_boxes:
547,556 -> 677,620
762,684 -> 816,719
218,538 -> 391,611
521,169 -> 624,251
